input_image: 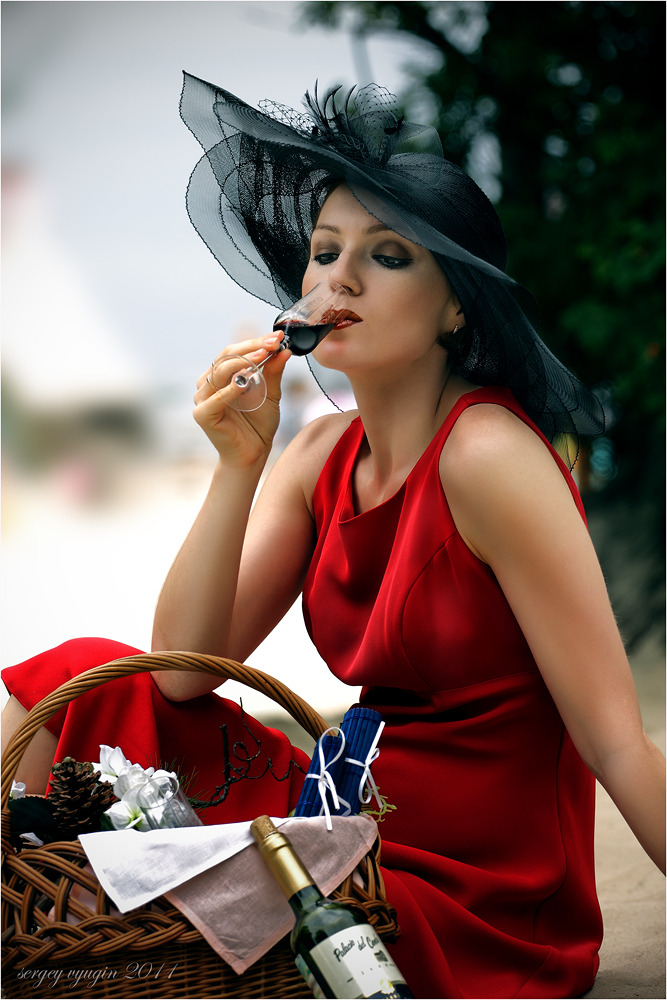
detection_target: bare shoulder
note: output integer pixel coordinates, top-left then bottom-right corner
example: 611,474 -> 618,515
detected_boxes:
440,402 -> 566,492
439,402 -> 578,561
269,409 -> 359,509
289,409 -> 358,470
296,409 -> 359,452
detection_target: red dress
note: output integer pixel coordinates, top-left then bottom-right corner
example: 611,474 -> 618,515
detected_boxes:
3,387 -> 602,998
301,387 -> 602,998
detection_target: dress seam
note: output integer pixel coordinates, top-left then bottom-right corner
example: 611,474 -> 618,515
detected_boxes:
399,542 -> 445,683
399,537 -> 539,695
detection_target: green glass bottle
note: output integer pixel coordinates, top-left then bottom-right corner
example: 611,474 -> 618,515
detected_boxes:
251,815 -> 414,999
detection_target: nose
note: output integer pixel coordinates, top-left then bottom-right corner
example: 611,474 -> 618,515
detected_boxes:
327,250 -> 362,297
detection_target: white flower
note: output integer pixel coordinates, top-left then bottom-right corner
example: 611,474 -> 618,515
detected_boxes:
105,788 -> 150,832
92,745 -> 133,784
10,781 -> 26,799
94,744 -> 179,832
151,768 -> 177,784
114,764 -> 153,798
114,766 -> 176,800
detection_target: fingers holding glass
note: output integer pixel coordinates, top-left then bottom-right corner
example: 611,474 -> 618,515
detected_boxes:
217,354 -> 268,411
203,343 -> 275,409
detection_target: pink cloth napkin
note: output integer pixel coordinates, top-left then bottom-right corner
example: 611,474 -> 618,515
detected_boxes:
165,815 -> 378,973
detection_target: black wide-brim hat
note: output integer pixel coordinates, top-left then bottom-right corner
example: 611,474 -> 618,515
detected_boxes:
180,72 -> 604,454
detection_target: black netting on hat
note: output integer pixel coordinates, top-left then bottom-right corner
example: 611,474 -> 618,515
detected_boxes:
438,258 -> 603,468
180,72 -> 605,459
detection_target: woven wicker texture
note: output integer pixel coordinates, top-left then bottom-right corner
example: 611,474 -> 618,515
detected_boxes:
1,652 -> 399,998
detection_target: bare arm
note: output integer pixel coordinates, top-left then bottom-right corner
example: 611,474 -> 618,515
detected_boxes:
151,458 -> 267,663
151,332 -> 354,700
442,405 -> 665,873
151,334 -> 288,691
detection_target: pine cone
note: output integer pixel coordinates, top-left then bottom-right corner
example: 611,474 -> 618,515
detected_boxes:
49,758 -> 117,838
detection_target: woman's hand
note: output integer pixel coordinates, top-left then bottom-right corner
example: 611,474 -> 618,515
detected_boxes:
193,332 -> 291,466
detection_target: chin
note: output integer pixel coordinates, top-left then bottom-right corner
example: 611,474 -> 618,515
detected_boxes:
312,340 -> 346,369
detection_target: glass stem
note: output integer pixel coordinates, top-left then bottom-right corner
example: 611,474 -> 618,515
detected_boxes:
256,342 -> 287,371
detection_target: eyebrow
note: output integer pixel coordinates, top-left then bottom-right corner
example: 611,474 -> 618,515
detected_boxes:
312,222 -> 391,235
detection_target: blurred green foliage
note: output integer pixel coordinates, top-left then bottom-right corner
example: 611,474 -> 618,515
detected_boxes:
301,1 -> 665,504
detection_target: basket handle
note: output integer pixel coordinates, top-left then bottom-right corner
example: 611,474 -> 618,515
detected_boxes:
1,651 -> 330,808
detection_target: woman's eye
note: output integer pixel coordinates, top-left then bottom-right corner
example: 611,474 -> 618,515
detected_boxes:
312,252 -> 339,265
373,255 -> 412,269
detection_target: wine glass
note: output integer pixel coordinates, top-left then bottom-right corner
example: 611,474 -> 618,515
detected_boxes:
136,774 -> 203,830
220,280 -> 359,412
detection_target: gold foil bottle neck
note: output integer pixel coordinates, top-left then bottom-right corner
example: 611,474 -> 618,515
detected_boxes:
251,815 -> 316,898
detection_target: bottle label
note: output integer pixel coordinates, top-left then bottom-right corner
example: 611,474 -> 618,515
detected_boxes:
307,924 -> 413,999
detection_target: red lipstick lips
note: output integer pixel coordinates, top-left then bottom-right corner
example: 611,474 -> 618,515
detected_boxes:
325,307 -> 362,330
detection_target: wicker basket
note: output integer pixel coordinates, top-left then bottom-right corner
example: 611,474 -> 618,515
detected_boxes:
1,652 -> 398,998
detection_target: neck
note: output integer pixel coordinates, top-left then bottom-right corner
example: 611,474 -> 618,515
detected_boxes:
346,361 -> 459,510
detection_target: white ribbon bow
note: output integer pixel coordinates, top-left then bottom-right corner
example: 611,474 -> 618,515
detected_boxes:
304,727 -> 351,830
344,720 -> 385,811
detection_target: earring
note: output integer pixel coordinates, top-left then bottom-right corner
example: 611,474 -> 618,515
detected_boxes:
437,323 -> 465,354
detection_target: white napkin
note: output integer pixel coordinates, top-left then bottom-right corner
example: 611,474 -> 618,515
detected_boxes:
79,817 -> 290,912
79,815 -> 378,974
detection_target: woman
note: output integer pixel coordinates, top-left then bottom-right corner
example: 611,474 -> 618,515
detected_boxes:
2,77 -> 664,998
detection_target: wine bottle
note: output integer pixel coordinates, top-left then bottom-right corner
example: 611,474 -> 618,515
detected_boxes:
251,816 -> 414,999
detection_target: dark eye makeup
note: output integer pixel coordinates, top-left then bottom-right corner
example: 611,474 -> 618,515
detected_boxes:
311,252 -> 413,269
373,254 -> 412,269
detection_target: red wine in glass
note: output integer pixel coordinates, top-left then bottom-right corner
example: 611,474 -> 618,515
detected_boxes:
272,320 -> 336,356
224,281 -> 358,412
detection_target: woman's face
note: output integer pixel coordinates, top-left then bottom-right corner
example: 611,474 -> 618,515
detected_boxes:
303,185 -> 462,378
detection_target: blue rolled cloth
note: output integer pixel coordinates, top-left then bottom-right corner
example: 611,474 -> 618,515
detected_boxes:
293,727 -> 346,822
293,708 -> 385,824
336,706 -> 385,815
